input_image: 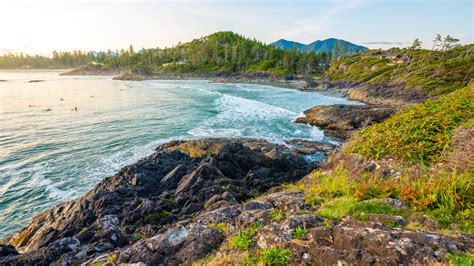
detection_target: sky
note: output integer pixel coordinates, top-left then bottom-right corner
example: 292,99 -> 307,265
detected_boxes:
0,0 -> 472,55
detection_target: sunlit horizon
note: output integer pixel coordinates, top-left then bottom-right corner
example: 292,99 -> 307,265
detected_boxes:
1,0 -> 473,56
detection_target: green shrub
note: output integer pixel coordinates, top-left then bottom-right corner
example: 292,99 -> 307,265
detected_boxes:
107,253 -> 117,263
207,222 -> 229,233
229,223 -> 261,250
269,208 -> 286,222
260,247 -> 293,265
292,227 -> 308,239
144,210 -> 171,223
447,252 -> 474,266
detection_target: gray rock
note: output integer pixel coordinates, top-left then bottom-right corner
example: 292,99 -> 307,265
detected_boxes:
243,200 -> 273,211
262,190 -> 306,213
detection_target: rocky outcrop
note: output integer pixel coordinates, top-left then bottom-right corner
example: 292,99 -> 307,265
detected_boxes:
195,190 -> 472,265
61,65 -> 121,76
301,79 -> 431,107
347,82 -> 431,107
1,138 -> 320,265
295,104 -> 396,140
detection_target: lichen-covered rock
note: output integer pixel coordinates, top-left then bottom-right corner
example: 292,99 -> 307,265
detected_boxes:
361,198 -> 408,209
365,214 -> 406,226
261,190 -> 306,213
116,224 -> 225,264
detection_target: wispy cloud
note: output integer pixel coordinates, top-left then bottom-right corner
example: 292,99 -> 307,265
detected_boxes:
275,0 -> 367,41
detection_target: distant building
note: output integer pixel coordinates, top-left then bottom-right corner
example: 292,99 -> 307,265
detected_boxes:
176,59 -> 186,65
379,53 -> 398,60
162,59 -> 186,67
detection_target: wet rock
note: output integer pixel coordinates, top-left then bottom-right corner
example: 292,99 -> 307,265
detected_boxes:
47,237 -> 80,253
0,244 -> 18,256
5,138 -> 314,259
295,104 -> 396,140
284,139 -> 337,156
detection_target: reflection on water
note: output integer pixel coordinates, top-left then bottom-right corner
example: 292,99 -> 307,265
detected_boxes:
0,71 -> 356,238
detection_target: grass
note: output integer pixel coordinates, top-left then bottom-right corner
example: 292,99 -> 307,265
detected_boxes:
269,208 -> 286,222
208,222 -> 229,234
259,247 -> 293,266
107,254 -> 118,263
144,210 -> 172,223
292,227 -> 308,239
315,196 -> 356,220
295,165 -> 473,232
349,201 -> 405,216
229,223 -> 262,250
447,252 -> 474,266
347,87 -> 473,164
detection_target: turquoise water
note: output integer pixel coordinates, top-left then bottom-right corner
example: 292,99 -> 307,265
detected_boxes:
0,71 -> 355,238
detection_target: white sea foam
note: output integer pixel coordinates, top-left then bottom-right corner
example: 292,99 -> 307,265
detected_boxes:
217,94 -> 296,119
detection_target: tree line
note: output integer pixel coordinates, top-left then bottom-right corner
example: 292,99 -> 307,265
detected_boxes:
0,32 -> 335,75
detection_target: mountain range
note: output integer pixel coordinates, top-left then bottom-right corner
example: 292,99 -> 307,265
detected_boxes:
270,38 -> 369,54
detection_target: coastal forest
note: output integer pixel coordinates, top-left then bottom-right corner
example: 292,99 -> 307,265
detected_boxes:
0,32 -> 332,75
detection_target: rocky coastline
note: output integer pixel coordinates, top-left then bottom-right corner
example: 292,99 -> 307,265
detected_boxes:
2,67 -> 464,265
0,139 -> 327,265
1,138 -> 472,265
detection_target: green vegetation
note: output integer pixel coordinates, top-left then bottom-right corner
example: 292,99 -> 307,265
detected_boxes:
259,247 -> 293,265
0,50 -> 93,69
292,227 -> 308,239
315,196 -> 356,220
447,252 -> 474,266
123,31 -> 332,75
327,40 -> 473,94
349,201 -> 404,216
144,210 -> 171,223
269,208 -> 286,222
0,32 -> 334,75
208,222 -> 229,234
229,223 -> 261,250
303,167 -> 472,232
107,254 -> 118,263
347,87 -> 473,164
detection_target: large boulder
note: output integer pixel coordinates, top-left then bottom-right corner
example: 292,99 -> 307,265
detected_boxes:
295,104 -> 396,140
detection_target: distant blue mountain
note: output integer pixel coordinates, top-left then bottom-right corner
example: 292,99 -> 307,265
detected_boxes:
270,38 -> 369,54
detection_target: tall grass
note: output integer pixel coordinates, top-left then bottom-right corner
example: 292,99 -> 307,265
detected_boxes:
347,87 -> 473,164
295,167 -> 473,232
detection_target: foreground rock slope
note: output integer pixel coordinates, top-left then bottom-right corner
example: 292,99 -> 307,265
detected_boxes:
1,137 -> 472,265
0,138 -> 322,265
